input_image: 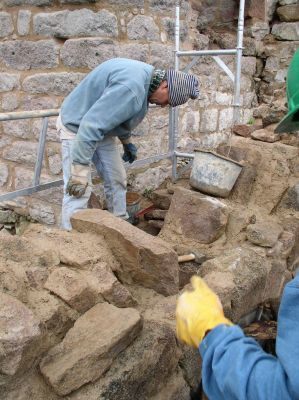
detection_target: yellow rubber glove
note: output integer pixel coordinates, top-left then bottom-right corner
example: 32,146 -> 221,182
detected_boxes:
176,276 -> 233,348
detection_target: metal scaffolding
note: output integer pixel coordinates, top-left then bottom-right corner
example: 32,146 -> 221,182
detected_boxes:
0,1 -> 245,203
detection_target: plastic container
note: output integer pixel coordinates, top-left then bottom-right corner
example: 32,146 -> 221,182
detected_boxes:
189,149 -> 243,198
126,192 -> 141,224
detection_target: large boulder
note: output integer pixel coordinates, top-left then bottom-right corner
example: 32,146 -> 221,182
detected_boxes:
160,187 -> 229,245
71,210 -> 179,296
0,292 -> 42,384
68,321 -> 181,400
246,220 -> 283,247
40,303 -> 142,395
199,247 -> 274,321
27,289 -> 78,350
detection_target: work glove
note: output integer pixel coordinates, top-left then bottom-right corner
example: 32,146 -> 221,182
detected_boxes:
122,143 -> 137,163
176,276 -> 233,348
66,163 -> 90,198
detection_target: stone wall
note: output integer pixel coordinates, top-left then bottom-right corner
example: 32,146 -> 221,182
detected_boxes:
0,0 -> 298,226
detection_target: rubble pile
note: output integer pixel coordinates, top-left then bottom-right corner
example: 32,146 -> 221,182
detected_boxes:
0,133 -> 298,399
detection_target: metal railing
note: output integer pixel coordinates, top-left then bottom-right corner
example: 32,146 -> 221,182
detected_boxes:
0,2 -> 245,203
171,0 -> 245,180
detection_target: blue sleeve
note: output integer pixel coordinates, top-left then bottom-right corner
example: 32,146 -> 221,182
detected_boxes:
199,275 -> 299,400
71,83 -> 141,165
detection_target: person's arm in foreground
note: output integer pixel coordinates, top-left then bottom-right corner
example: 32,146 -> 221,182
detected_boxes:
176,275 -> 299,400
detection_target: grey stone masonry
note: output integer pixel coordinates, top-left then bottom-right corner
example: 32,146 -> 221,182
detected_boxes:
17,10 -> 31,36
4,0 -> 53,6
279,0 -> 297,4
33,9 -> 118,38
0,12 -> 14,38
22,72 -> 85,95
0,163 -> 9,186
127,15 -> 159,41
116,43 -> 149,62
61,39 -> 117,69
277,4 -> 299,22
0,40 -> 59,70
0,73 -> 20,92
2,119 -> 32,139
106,0 -> 145,5
3,141 -> 39,166
149,0 -> 190,15
272,22 -> 299,40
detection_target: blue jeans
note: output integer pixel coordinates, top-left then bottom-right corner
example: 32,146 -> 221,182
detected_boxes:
61,137 -> 128,230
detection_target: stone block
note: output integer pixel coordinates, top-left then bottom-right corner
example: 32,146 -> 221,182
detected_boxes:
44,267 -> 98,313
248,20 -> 270,39
181,110 -> 200,134
161,17 -> 188,42
61,38 -> 117,68
23,96 -> 59,112
272,22 -> 299,40
3,141 -> 38,165
149,0 -> 190,15
27,290 -> 78,348
32,117 -> 60,141
86,263 -> 137,308
2,119 -> 32,139
200,108 -> 218,133
219,107 -> 234,131
212,31 -> 256,56
17,10 -> 31,36
277,4 -> 299,22
150,43 -> 173,68
48,153 -> 62,175
0,292 -> 41,377
215,92 -> 233,106
148,369 -> 191,400
144,209 -> 168,220
251,128 -> 281,142
279,183 -> 299,211
279,0 -> 297,4
200,247 -> 272,321
246,220 -> 283,247
0,209 -> 17,223
22,72 -> 85,95
0,163 -> 9,186
4,0 -> 53,5
116,43 -> 149,62
0,40 -> 59,70
1,92 -> 19,110
246,0 -> 266,20
33,9 -> 118,38
150,189 -> 173,210
0,73 -> 20,92
67,321 -> 180,400
1,369 -> 61,400
29,202 -> 55,224
232,124 -> 257,137
71,209 -> 179,296
107,0 -> 144,5
0,257 -> 29,303
39,303 -> 142,395
127,15 -> 159,41
0,12 -> 14,37
160,187 -> 229,245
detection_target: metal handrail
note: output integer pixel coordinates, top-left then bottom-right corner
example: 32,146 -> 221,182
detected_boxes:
0,109 -> 172,203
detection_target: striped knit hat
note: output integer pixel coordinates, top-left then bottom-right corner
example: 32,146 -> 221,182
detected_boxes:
166,70 -> 199,107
